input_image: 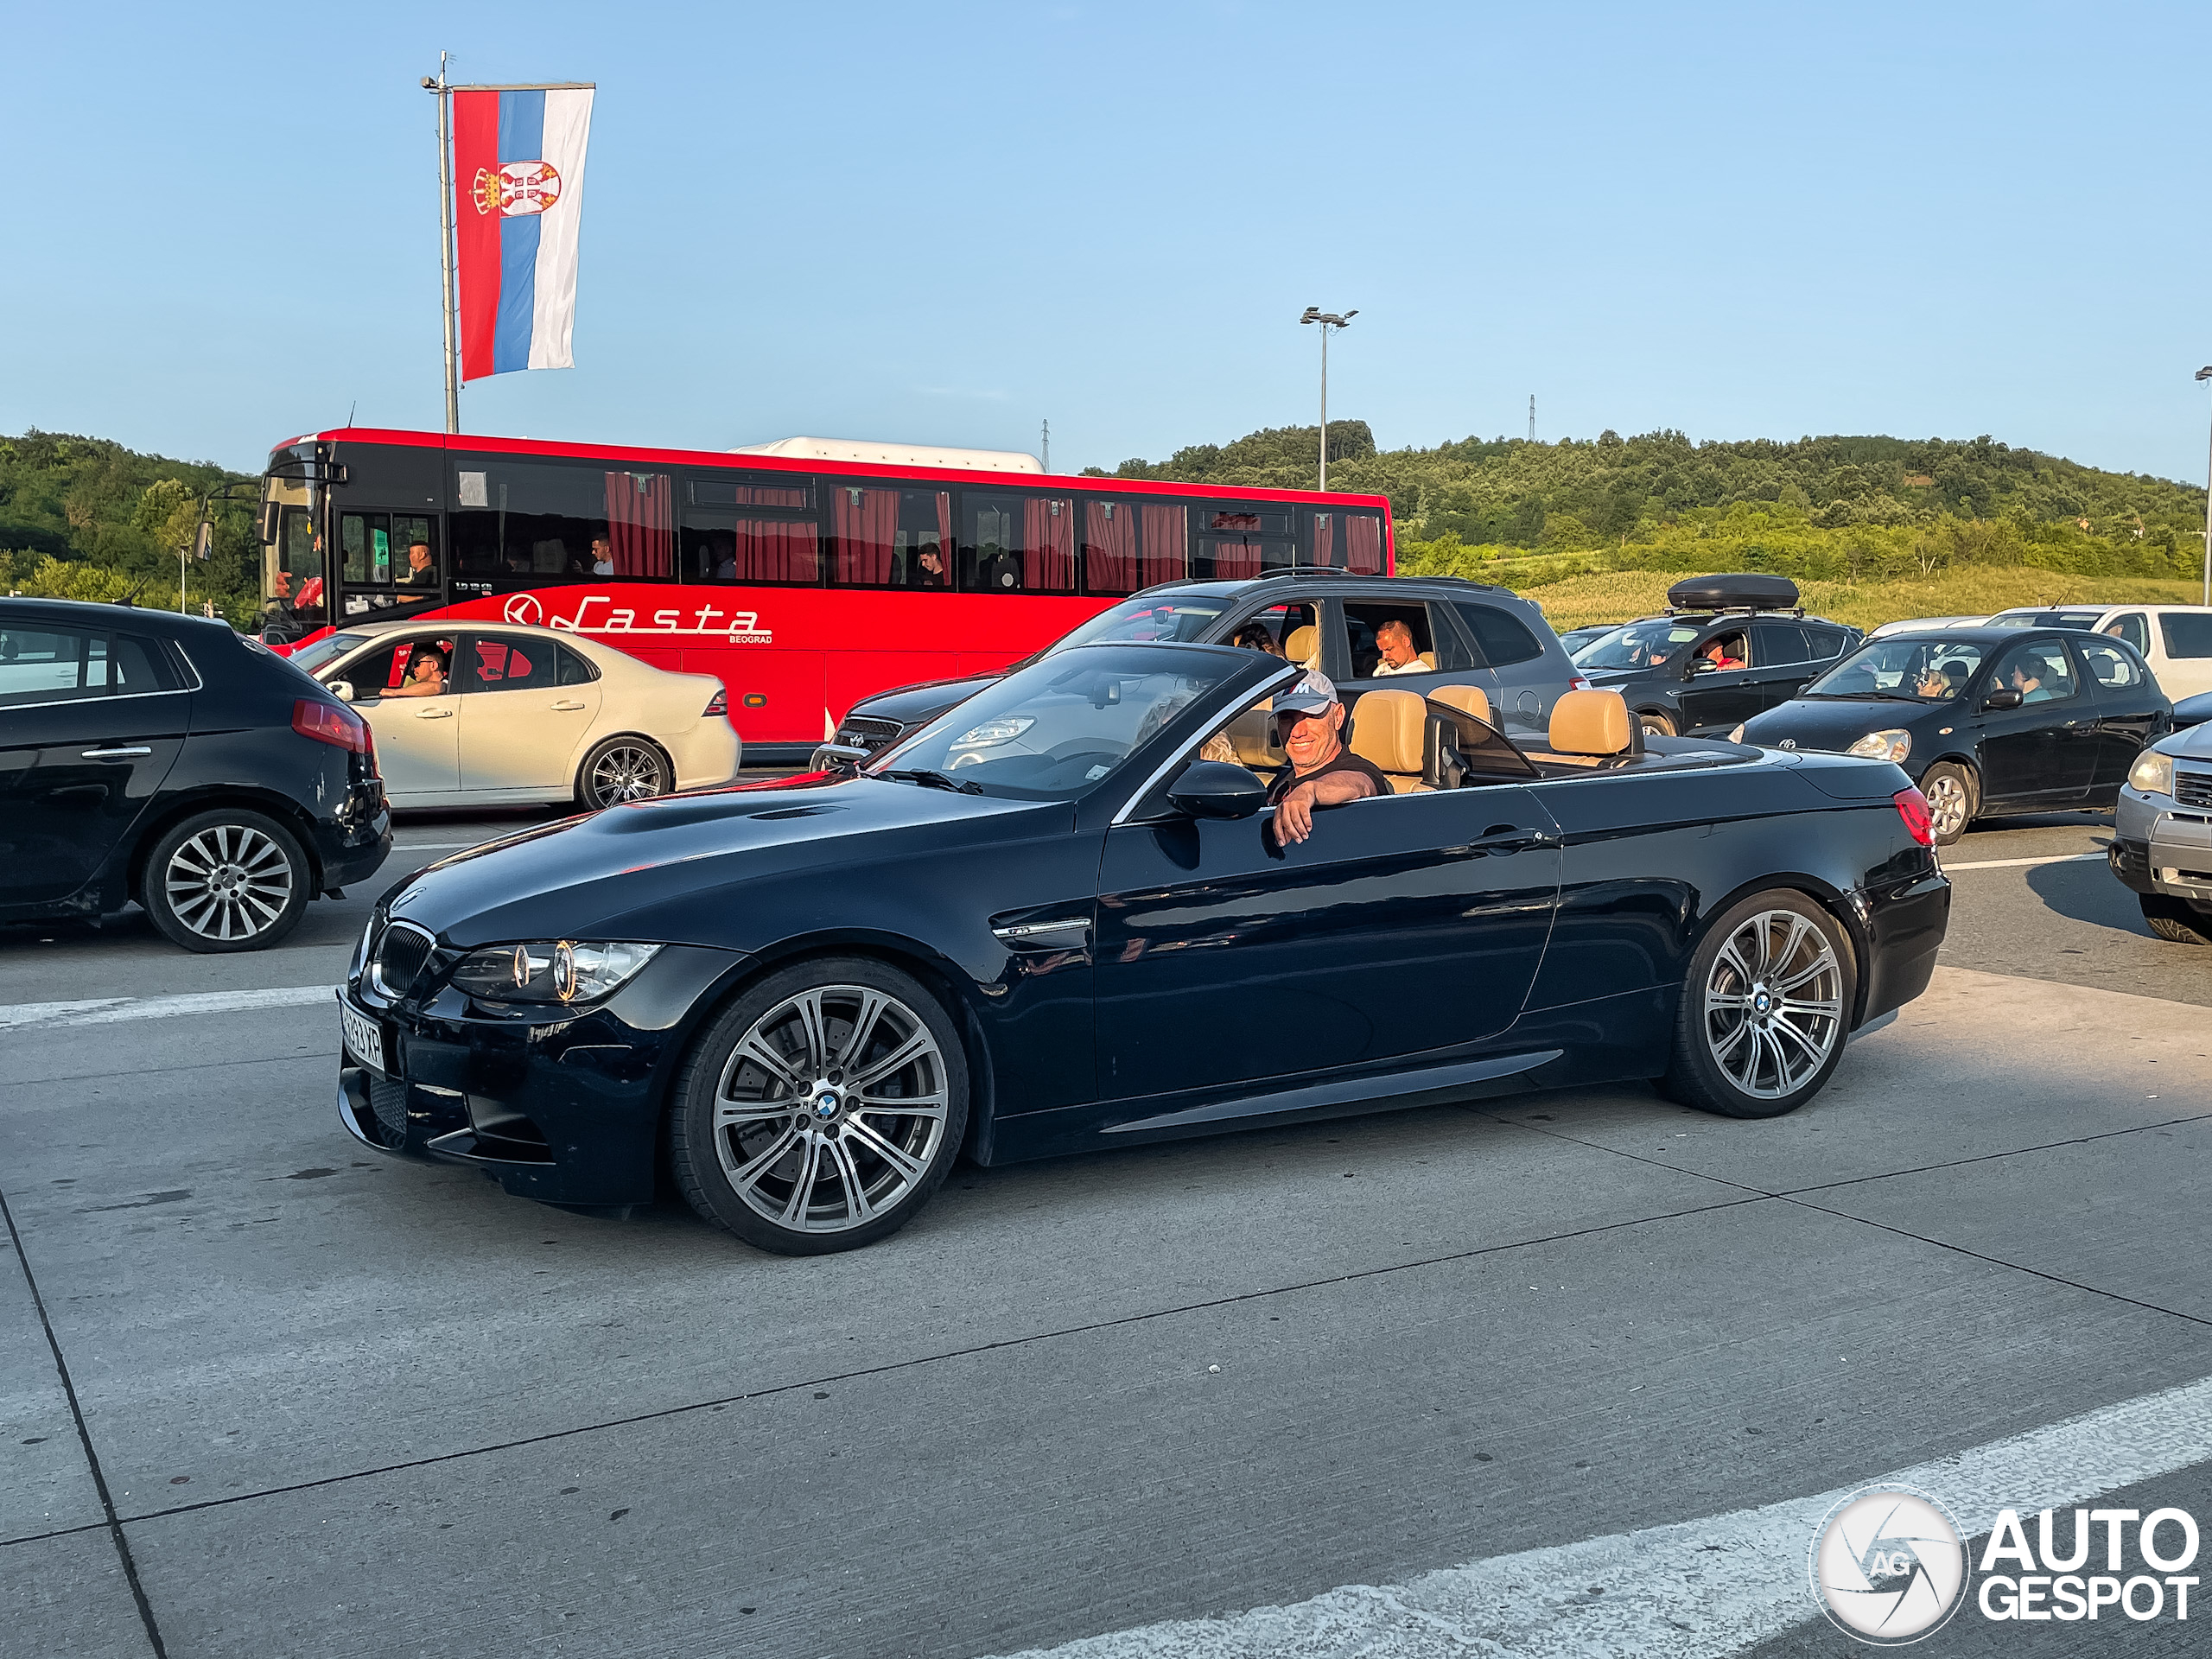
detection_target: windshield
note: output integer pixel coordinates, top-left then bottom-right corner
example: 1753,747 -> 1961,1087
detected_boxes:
1573,620 -> 1701,671
286,632 -> 368,676
1803,636 -> 1988,702
1045,595 -> 1230,655
869,645 -> 1249,799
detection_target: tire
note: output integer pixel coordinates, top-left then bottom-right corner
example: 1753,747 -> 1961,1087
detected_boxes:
2140,893 -> 2212,945
1918,761 -> 1976,847
1661,890 -> 1855,1119
140,808 -> 310,953
670,957 -> 969,1255
577,736 -> 671,810
1639,710 -> 1677,738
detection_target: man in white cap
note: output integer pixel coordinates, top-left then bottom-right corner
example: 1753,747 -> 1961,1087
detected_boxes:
1268,669 -> 1389,845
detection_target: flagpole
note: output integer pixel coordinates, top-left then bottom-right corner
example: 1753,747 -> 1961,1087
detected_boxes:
429,54 -> 459,434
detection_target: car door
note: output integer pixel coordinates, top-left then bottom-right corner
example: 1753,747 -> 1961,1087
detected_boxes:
1449,600 -> 1552,729
330,632 -> 461,800
455,633 -> 603,795
1092,785 -> 1561,1103
0,624 -> 188,907
1977,635 -> 2094,807
1678,626 -> 1764,731
2075,637 -> 2164,798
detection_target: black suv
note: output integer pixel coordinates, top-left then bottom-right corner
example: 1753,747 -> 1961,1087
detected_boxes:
1567,575 -> 1864,737
0,599 -> 391,951
813,571 -> 1586,768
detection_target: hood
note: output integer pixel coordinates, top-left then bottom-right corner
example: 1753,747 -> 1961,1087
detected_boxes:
846,673 -> 1001,727
2156,712 -> 2212,756
1740,696 -> 1933,753
383,777 -> 1067,950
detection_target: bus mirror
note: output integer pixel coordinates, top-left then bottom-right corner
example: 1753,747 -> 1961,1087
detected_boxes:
260,502 -> 280,544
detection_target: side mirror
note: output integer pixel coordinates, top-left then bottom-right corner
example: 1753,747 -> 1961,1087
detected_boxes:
325,679 -> 355,703
1984,687 -> 2024,711
1687,658 -> 1716,677
1167,760 -> 1268,821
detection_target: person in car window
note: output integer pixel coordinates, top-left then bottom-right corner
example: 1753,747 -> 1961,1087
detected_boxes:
1268,671 -> 1389,845
2010,663 -> 2044,699
383,647 -> 448,699
1235,624 -> 1283,656
1701,637 -> 1745,671
1373,619 -> 1432,677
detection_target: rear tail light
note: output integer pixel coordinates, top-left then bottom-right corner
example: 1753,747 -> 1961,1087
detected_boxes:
293,697 -> 371,755
1893,786 -> 1935,848
703,688 -> 728,718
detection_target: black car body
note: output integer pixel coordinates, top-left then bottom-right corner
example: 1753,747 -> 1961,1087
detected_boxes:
812,571 -> 1586,769
340,642 -> 1948,1252
1740,626 -> 2168,843
1573,606 -> 1863,736
0,598 -> 390,949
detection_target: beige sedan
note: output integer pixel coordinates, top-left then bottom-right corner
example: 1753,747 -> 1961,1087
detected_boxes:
289,620 -> 741,810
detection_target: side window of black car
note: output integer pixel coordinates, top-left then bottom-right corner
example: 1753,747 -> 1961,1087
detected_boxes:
0,627 -> 173,707
2075,641 -> 2144,690
1451,602 -> 1544,669
1751,621 -> 1810,665
1803,625 -> 1849,660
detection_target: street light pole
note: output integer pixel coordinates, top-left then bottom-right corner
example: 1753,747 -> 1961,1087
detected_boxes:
1299,307 -> 1357,491
2196,366 -> 2212,606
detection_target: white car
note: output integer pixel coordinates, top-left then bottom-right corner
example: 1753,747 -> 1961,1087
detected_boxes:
285,620 -> 741,809
1866,613 -> 1989,639
1984,603 -> 2212,700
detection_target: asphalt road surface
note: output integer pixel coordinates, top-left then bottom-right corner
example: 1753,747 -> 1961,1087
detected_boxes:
4,798 -> 2209,1658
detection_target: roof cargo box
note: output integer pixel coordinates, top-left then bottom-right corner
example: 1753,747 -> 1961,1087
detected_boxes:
1667,573 -> 1801,613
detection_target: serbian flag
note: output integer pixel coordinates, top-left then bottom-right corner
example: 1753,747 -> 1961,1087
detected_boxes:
454,86 -> 594,381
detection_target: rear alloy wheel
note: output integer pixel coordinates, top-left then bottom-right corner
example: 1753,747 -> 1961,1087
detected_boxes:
2140,893 -> 2212,945
671,957 -> 969,1255
1640,710 -> 1677,738
1918,762 -> 1976,847
578,737 -> 670,809
142,808 -> 310,953
1662,890 -> 1853,1119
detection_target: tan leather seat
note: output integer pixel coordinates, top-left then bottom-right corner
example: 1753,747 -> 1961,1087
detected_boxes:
1427,683 -> 1493,726
1224,703 -> 1280,767
1283,624 -> 1320,670
1349,689 -> 1430,793
1419,650 -> 1437,671
1544,688 -> 1634,766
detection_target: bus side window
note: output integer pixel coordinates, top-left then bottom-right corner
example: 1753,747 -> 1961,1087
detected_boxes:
830,486 -> 950,588
449,460 -> 673,582
959,494 -> 1075,594
1081,499 -> 1187,595
1312,510 -> 1385,574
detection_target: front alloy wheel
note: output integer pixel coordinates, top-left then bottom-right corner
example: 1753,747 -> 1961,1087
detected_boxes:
1662,891 -> 1853,1118
671,958 -> 968,1254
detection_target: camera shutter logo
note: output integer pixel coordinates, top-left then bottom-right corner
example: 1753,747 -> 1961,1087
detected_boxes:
1809,1484 -> 1971,1644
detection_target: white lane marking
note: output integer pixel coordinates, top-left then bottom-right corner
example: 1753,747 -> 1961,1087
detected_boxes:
0,985 -> 339,1030
1943,851 -> 2105,871
990,1371 -> 2212,1658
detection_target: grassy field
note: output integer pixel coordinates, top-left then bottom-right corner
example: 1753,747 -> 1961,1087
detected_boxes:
1501,568 -> 2209,633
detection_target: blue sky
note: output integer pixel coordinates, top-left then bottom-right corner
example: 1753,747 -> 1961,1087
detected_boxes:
5,2 -> 2210,484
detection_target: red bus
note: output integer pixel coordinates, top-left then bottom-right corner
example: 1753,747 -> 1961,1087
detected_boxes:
258,428 -> 1395,761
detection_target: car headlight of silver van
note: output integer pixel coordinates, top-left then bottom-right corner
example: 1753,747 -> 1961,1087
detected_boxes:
449,940 -> 663,1005
1847,729 -> 1912,763
2129,751 -> 2176,797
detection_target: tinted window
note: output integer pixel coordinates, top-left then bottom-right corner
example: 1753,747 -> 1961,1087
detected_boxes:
556,644 -> 597,685
1452,602 -> 1544,667
467,637 -> 556,692
276,506 -> 327,625
829,484 -> 951,588
1082,499 -> 1188,595
339,512 -> 441,619
1803,625 -> 1849,659
961,493 -> 1077,594
1990,638 -> 2077,703
1313,511 -> 1385,574
1806,637 -> 1984,702
288,632 -> 371,676
1048,595 -> 1229,651
690,474 -> 811,511
1574,620 -> 1702,670
0,629 -> 173,707
451,460 -> 674,582
2103,613 -> 2149,653
1750,620 -> 1810,665
1344,601 -> 1472,677
2076,640 -> 2145,690
2162,613 -> 2212,660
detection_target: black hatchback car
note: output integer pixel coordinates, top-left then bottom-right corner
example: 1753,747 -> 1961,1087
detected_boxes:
1570,575 -> 1862,737
0,599 -> 391,950
811,570 -> 1586,768
1740,626 -> 2168,843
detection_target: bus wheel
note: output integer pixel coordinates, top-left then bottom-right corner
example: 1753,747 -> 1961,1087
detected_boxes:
579,738 -> 670,809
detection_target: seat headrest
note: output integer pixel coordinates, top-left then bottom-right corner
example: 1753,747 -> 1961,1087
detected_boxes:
1548,688 -> 1633,756
1284,625 -> 1319,669
1427,683 -> 1492,725
1350,689 -> 1426,773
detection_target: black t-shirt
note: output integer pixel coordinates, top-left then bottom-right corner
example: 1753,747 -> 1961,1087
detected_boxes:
1267,747 -> 1392,806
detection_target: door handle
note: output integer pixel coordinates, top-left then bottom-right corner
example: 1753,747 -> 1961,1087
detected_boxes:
1447,825 -> 1558,856
80,747 -> 153,759
413,707 -> 455,720
550,699 -> 588,710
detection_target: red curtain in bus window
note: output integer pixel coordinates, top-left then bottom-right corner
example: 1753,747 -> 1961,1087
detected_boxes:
1024,498 -> 1073,590
1084,501 -> 1138,594
933,493 -> 951,559
1141,503 -> 1189,587
832,488 -> 898,583
1345,514 -> 1383,575
604,474 -> 674,577
734,519 -> 821,583
1209,538 -> 1262,581
1312,512 -> 1336,568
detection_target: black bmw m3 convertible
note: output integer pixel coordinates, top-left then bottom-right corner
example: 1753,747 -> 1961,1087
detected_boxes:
339,640 -> 1950,1254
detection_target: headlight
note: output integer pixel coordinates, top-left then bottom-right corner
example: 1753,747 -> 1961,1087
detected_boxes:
2129,751 -> 2176,797
950,715 -> 1035,750
449,940 -> 663,1005
1847,729 -> 1912,763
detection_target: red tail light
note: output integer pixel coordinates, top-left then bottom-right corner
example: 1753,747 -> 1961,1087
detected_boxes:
1893,786 -> 1934,847
294,697 -> 370,755
703,688 -> 728,718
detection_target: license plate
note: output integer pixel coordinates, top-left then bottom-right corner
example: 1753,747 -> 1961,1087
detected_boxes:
340,998 -> 388,1077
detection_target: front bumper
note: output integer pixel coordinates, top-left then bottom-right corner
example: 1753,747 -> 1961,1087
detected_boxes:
2110,785 -> 2212,904
336,943 -> 747,1209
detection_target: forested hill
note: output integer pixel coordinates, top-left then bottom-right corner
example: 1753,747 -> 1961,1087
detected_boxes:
1093,423 -> 2209,583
